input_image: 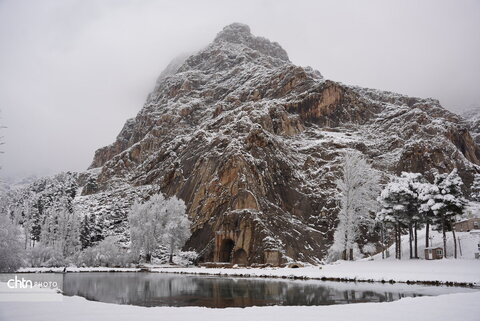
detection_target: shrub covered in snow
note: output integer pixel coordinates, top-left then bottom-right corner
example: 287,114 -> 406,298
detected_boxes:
0,214 -> 25,272
28,245 -> 65,267
73,236 -> 136,267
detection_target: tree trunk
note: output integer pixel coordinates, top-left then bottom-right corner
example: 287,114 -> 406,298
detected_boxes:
146,253 -> 151,263
398,224 -> 402,260
408,223 -> 413,259
169,252 -> 174,264
414,222 -> 418,259
342,249 -> 347,260
452,226 -> 457,259
458,237 -> 463,257
442,216 -> 447,258
395,224 -> 399,259
381,223 -> 385,260
349,248 -> 354,261
425,222 -> 430,248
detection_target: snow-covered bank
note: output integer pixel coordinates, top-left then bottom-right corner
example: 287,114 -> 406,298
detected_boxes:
0,282 -> 479,321
16,259 -> 480,286
17,267 -> 142,273
150,259 -> 480,285
374,229 -> 480,260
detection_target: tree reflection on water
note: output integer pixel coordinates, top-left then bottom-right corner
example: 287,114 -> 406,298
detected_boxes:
59,272 -> 463,308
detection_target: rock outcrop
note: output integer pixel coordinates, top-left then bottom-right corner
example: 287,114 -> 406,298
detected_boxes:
80,23 -> 479,264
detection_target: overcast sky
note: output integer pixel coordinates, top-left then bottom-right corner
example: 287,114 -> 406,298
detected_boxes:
1,0 -> 479,180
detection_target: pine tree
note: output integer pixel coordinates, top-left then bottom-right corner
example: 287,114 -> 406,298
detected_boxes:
431,169 -> 466,258
402,173 -> 425,259
30,206 -> 41,247
378,172 -> 433,259
80,215 -> 91,249
378,174 -> 414,259
418,182 -> 439,249
91,214 -> 105,244
470,173 -> 480,202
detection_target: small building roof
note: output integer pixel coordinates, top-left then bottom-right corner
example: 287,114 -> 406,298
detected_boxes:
455,217 -> 480,224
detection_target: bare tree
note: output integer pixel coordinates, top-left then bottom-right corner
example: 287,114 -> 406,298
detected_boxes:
128,193 -> 191,263
330,151 -> 380,261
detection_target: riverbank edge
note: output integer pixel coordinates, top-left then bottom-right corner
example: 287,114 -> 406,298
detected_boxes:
14,264 -> 479,288
152,269 -> 478,288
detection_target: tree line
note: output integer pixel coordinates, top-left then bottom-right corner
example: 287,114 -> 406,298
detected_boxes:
330,150 -> 468,261
0,174 -> 192,272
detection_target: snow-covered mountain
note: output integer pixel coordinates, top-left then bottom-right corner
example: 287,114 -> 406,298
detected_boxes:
461,106 -> 480,145
16,23 -> 480,264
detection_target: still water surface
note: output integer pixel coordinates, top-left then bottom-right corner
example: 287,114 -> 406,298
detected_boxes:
52,272 -> 474,308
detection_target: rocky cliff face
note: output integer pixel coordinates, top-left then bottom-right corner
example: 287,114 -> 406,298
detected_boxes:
461,107 -> 480,145
79,23 -> 479,264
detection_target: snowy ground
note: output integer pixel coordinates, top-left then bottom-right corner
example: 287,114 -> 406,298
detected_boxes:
147,259 -> 480,285
0,282 -> 479,321
145,229 -> 480,285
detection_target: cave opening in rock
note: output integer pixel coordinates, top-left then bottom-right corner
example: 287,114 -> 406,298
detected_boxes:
219,239 -> 235,262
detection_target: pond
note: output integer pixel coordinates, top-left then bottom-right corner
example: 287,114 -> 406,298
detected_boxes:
46,272 -> 476,308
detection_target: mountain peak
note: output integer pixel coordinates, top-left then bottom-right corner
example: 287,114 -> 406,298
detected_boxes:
214,23 -> 252,42
213,23 -> 289,62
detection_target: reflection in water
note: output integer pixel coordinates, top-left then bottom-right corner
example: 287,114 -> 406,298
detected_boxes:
57,272 -> 471,308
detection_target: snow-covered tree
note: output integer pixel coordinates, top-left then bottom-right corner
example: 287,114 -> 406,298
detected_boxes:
378,174 -> 413,259
330,151 -> 380,261
80,215 -> 91,249
79,214 -> 105,249
161,197 -> 191,263
417,181 -> 439,249
129,194 -> 166,263
402,173 -> 425,259
128,193 -> 191,263
378,172 -> 438,259
431,169 -> 466,258
0,214 -> 25,272
41,201 -> 80,258
4,172 -> 79,251
470,173 -> 480,202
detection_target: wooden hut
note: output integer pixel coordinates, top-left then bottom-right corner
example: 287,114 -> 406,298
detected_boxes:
425,247 -> 443,260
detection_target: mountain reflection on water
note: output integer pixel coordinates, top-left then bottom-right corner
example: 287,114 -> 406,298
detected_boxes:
56,272 -> 470,308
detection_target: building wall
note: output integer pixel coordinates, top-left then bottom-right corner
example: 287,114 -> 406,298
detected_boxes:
454,218 -> 480,232
425,248 -> 443,260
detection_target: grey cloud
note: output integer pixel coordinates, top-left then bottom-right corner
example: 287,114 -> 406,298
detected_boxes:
0,0 -> 479,179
